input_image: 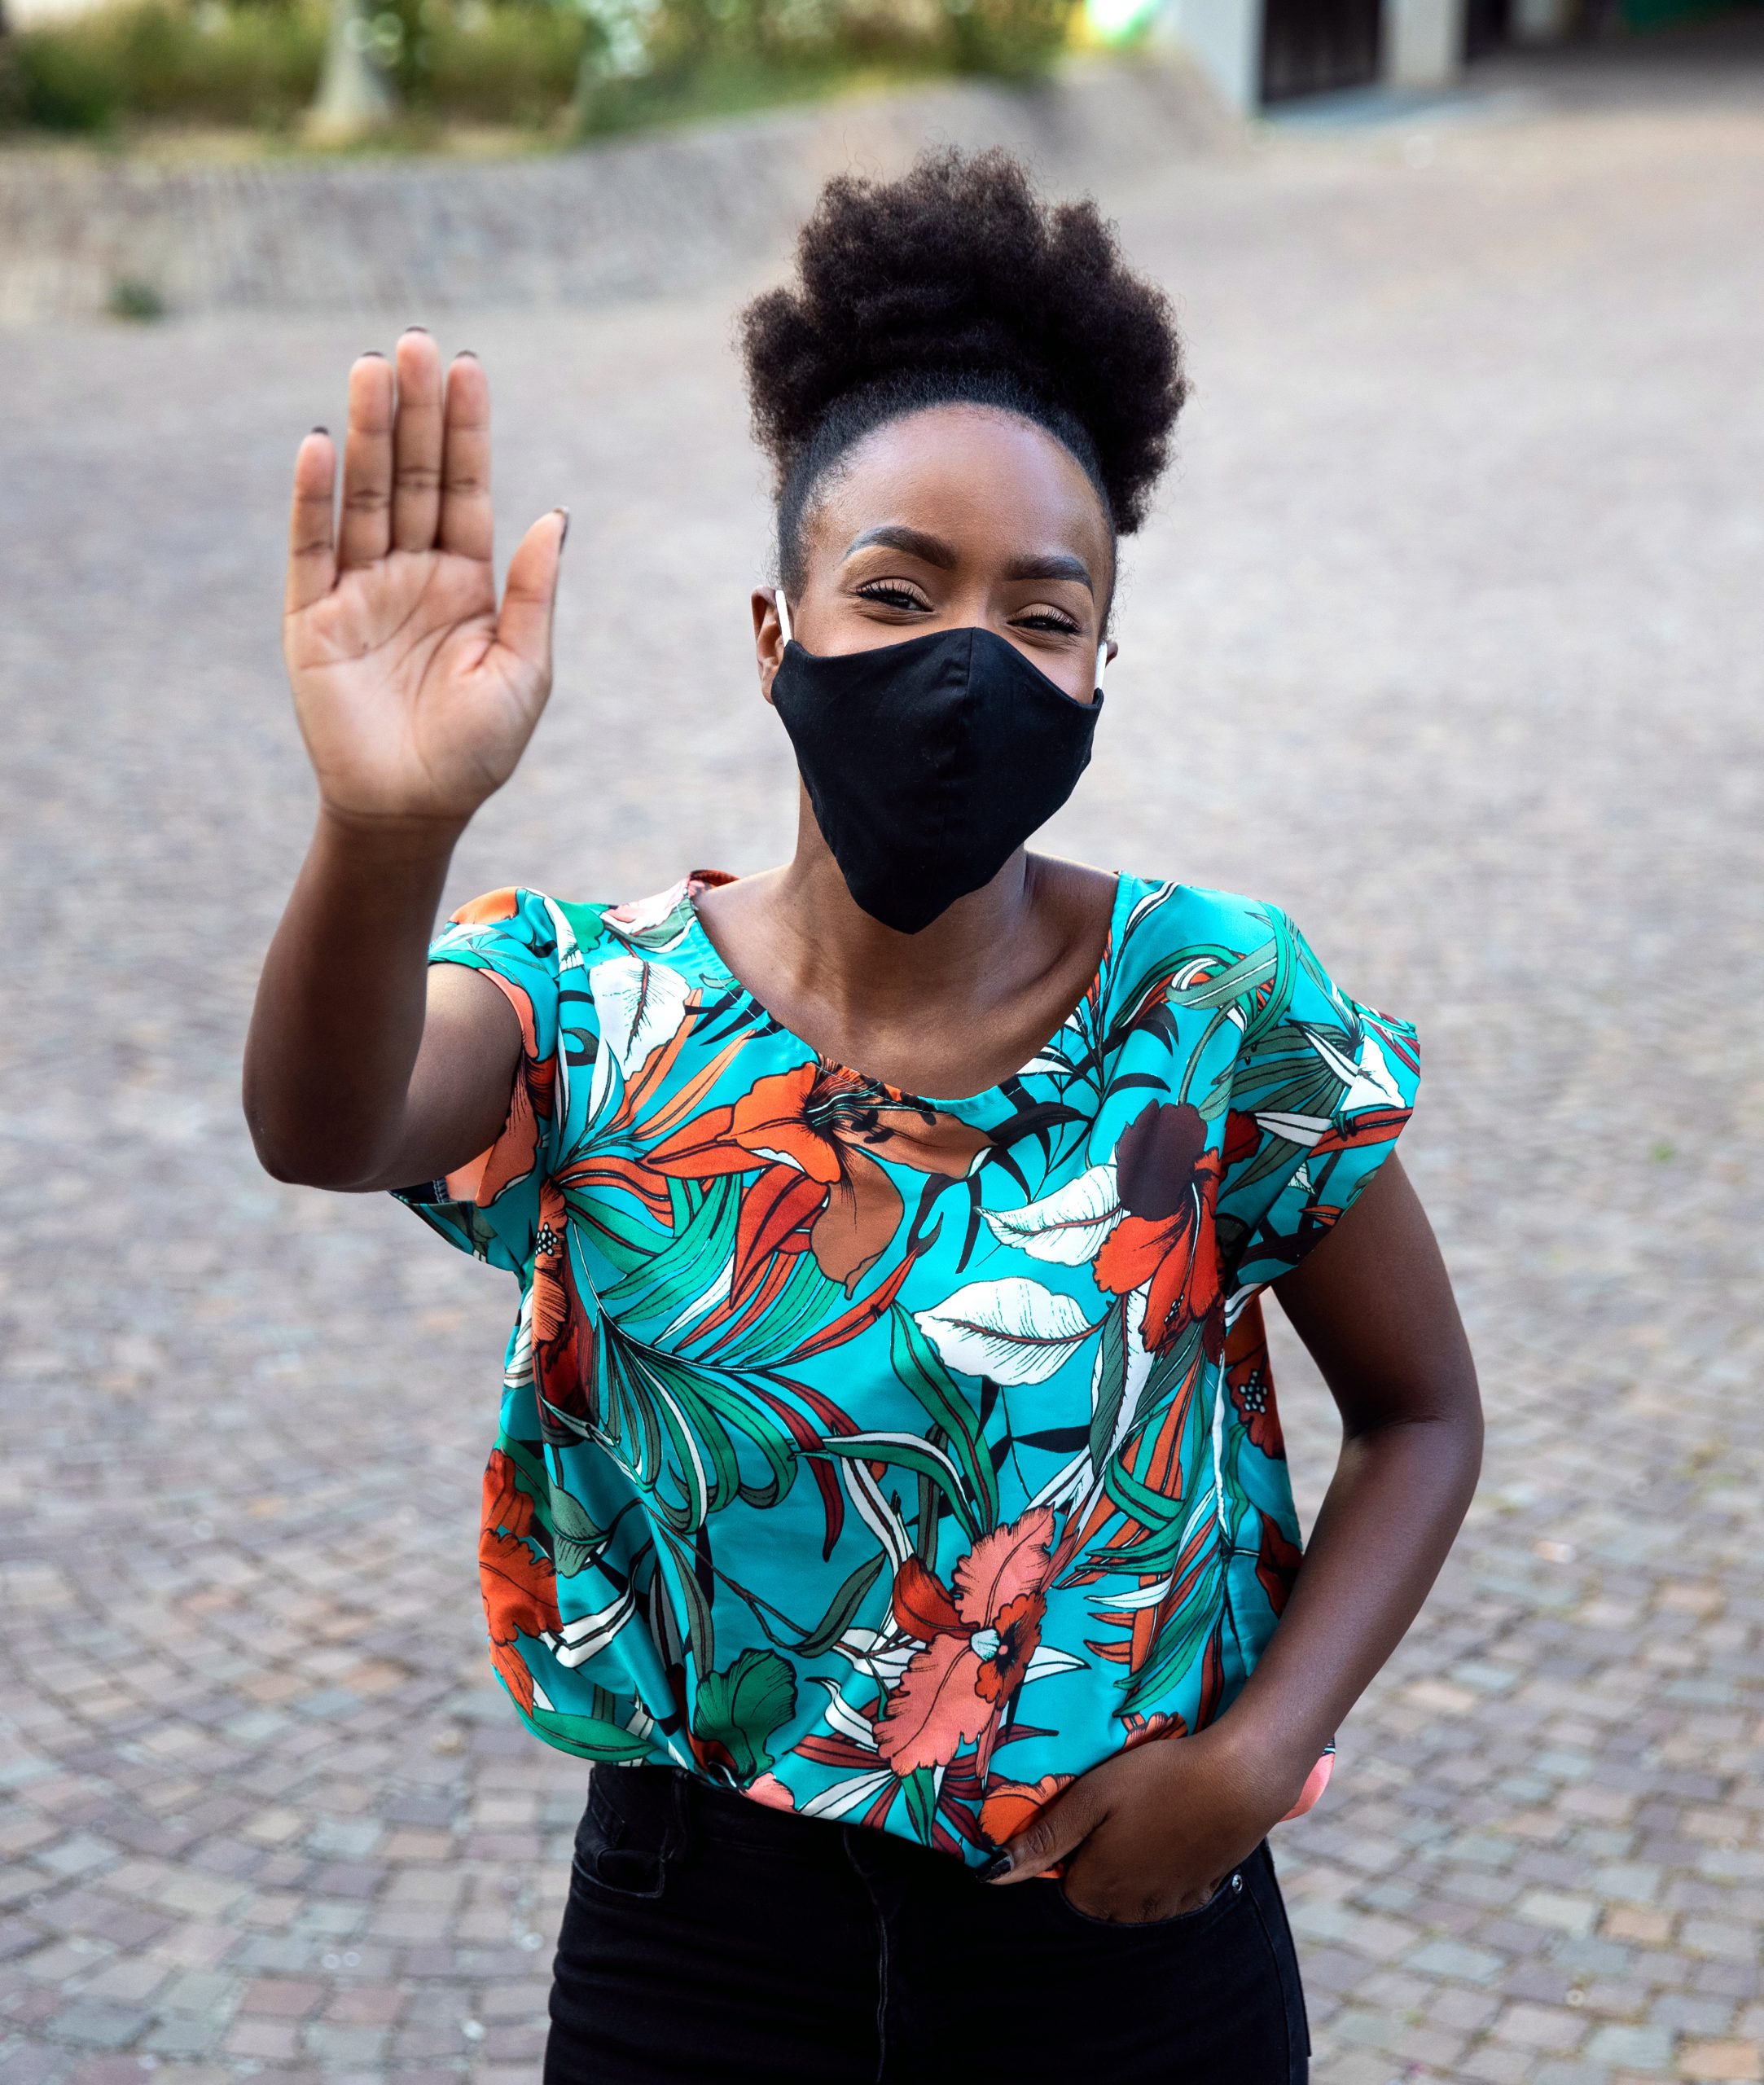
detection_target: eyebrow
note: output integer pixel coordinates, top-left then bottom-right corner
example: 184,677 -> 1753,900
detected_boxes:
841,525 -> 1095,595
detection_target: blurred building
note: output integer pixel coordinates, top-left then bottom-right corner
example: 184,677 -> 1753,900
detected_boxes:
1160,0 -> 1758,108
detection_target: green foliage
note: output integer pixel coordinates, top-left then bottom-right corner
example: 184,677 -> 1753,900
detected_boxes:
692,1645 -> 796,1780
108,274 -> 168,317
1,0 -> 1077,140
423,2 -> 587,122
11,2 -> 326,132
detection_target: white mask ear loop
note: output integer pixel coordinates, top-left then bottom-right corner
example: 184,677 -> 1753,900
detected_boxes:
1095,641 -> 1108,694
775,590 -> 794,647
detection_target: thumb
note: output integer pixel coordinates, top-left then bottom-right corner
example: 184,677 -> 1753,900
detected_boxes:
978,1782 -> 1102,1886
495,507 -> 568,683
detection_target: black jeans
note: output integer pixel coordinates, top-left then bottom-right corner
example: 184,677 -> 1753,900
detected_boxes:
546,1763 -> 1309,2083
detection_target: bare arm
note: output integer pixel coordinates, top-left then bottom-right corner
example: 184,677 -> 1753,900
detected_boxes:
985,1156 -> 1483,1917
242,332 -> 564,1192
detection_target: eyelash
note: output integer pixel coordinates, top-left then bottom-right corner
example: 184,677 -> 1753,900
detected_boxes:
856,582 -> 928,612
854,583 -> 1082,636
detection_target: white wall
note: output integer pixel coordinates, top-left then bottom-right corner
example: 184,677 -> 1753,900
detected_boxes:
1387,0 -> 1468,86
1156,0 -> 1263,115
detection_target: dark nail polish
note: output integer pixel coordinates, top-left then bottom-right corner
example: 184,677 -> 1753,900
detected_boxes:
555,506 -> 570,546
310,425 -> 329,437
456,349 -> 478,360
404,324 -> 429,335
359,349 -> 386,358
975,1851 -> 1012,1883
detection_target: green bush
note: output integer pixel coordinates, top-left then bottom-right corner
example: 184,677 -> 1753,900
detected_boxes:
11,1 -> 327,131
0,0 -> 1077,138
423,2 -> 588,123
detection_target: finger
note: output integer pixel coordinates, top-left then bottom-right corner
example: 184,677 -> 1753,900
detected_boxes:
494,509 -> 568,684
438,353 -> 493,564
338,353 -> 395,569
390,327 -> 444,552
983,1786 -> 1101,1885
286,428 -> 336,615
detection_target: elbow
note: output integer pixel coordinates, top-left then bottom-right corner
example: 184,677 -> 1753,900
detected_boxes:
242,1095 -> 380,1193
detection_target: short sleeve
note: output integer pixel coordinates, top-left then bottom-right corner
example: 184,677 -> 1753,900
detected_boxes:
1216,907 -> 1419,1297
391,887 -> 565,1276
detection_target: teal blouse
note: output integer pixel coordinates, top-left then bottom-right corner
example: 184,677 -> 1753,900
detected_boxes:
396,871 -> 1417,1866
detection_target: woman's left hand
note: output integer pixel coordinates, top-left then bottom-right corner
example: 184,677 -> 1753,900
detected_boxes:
981,1722 -> 1301,1922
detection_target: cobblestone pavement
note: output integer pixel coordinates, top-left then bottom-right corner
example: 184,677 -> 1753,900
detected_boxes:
4,36 -> 1764,2085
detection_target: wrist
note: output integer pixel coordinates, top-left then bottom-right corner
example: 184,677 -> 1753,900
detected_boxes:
1202,1706 -> 1324,1817
314,799 -> 470,866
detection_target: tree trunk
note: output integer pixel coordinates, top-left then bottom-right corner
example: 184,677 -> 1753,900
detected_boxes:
309,0 -> 396,136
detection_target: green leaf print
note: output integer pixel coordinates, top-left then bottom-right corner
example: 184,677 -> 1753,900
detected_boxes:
694,1648 -> 798,1782
792,1552 -> 887,1659
549,1485 -> 604,1578
524,1705 -> 656,1762
888,1307 -> 998,1534
903,1765 -> 938,1846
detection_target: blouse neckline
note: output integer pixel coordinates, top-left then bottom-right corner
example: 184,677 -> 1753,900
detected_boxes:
678,867 -> 1131,1113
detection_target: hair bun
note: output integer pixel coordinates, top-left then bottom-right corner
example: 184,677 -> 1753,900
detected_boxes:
740,148 -> 1185,535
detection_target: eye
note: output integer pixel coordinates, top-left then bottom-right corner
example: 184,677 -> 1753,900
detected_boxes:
855,581 -> 931,612
1014,608 -> 1082,636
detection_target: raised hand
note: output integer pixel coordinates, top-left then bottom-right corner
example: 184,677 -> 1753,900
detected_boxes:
283,332 -> 566,832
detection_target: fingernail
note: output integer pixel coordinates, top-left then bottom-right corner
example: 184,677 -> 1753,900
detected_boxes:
358,349 -> 386,359
975,1851 -> 1012,1883
403,324 -> 429,335
456,349 -> 478,361
309,425 -> 329,437
555,506 -> 570,546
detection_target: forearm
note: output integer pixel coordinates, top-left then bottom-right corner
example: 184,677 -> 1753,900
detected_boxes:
1221,1405 -> 1482,1799
243,807 -> 463,1187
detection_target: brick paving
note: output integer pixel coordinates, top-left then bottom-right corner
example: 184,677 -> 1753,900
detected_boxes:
3,37 -> 1763,2085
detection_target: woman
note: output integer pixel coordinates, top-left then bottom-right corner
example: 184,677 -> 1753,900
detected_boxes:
245,152 -> 1481,2083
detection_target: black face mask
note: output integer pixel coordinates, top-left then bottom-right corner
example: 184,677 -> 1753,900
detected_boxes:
770,619 -> 1104,935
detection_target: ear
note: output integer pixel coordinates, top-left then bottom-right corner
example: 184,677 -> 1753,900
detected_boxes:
1104,638 -> 1120,667
753,587 -> 786,705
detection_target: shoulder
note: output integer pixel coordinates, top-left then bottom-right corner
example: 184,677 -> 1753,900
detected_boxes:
433,875 -> 731,1002
1111,876 -> 1296,984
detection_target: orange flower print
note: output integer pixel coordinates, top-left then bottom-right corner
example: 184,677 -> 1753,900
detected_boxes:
529,1180 -> 596,1443
875,1507 -> 1055,1772
1254,1510 -> 1302,1618
1120,1709 -> 1189,1749
1226,1300 -> 1284,1460
979,1772 -> 1075,1871
479,1450 -> 561,1712
1094,1101 -> 1224,1354
648,1061 -> 989,1295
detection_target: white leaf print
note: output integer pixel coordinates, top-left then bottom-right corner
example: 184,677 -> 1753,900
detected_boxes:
915,1279 -> 1096,1387
981,1161 -> 1121,1266
810,1675 -> 884,1749
660,1262 -> 731,1342
1253,1110 -> 1332,1148
590,955 -> 691,1078
1086,1574 -> 1174,1613
546,1586 -> 638,1666
1021,1644 -> 1088,1683
1299,1024 -> 1405,1113
801,1767 -> 897,1822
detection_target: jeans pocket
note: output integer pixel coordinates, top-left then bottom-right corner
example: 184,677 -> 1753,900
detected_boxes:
571,1776 -> 671,1901
1052,1865 -> 1247,1934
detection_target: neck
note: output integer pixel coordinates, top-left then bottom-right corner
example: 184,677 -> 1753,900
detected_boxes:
764,798 -> 1042,1025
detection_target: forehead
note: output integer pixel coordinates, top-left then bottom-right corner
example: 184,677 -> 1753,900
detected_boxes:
805,404 -> 1113,573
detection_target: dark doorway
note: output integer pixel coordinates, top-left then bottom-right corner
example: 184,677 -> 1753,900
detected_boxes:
1260,0 -> 1384,101
1464,0 -> 1513,56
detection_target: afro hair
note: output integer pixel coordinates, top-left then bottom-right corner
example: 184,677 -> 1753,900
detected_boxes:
739,147 -> 1187,585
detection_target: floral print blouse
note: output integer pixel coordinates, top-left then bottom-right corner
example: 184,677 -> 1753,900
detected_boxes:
395,871 -> 1417,1868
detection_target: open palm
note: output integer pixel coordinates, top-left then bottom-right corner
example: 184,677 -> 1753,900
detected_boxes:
284,333 -> 565,829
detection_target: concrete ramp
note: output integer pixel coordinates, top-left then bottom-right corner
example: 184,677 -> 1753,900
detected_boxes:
0,55 -> 1235,326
